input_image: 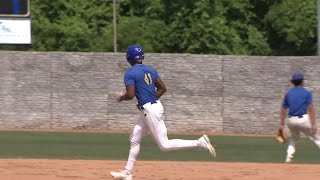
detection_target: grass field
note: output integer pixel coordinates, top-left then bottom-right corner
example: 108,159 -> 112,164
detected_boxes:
0,131 -> 319,164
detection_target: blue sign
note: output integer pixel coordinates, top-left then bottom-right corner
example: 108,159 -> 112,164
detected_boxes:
0,0 -> 29,17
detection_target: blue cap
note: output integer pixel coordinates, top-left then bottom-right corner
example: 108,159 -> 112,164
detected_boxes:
126,45 -> 144,62
291,71 -> 304,80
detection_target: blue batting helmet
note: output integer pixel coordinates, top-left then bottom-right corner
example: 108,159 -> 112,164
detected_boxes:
126,44 -> 144,62
291,71 -> 304,81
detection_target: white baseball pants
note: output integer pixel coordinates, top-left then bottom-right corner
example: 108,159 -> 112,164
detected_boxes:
286,114 -> 320,157
125,100 -> 200,172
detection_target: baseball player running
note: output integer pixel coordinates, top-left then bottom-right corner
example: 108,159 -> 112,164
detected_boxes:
110,45 -> 216,180
279,71 -> 320,163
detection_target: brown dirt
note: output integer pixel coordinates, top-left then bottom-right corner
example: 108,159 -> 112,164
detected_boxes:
0,159 -> 319,180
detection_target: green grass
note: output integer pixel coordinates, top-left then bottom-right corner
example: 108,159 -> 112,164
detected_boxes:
0,131 -> 319,164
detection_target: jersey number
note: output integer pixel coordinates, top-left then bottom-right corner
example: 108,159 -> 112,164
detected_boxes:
144,73 -> 153,85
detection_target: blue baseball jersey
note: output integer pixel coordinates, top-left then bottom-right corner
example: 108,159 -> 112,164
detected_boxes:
124,64 -> 159,106
282,87 -> 313,116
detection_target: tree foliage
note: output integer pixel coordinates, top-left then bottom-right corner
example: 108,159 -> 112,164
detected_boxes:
0,0 -> 317,55
265,0 -> 317,55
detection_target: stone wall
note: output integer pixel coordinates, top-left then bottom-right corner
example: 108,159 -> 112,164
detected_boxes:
0,51 -> 319,134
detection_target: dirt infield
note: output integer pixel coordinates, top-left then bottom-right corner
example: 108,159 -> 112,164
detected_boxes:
0,159 -> 319,180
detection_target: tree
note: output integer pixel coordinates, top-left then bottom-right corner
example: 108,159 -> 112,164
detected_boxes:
265,0 -> 317,55
30,0 -> 114,51
162,0 -> 270,55
0,0 -> 316,55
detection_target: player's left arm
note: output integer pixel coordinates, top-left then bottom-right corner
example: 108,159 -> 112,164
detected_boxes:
117,85 -> 135,102
276,94 -> 288,143
279,94 -> 288,129
117,71 -> 136,102
280,108 -> 287,129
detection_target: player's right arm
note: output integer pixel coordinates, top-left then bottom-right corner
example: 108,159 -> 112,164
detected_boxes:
307,92 -> 317,134
308,104 -> 317,134
155,78 -> 166,99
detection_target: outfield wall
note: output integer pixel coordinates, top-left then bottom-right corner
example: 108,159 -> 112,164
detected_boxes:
0,51 -> 319,134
